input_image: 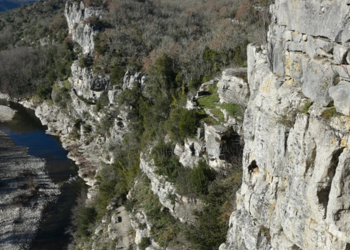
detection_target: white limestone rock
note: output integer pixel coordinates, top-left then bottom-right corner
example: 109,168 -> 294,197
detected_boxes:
217,68 -> 249,107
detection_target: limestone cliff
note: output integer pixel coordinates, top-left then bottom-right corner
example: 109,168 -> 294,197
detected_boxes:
220,1 -> 350,249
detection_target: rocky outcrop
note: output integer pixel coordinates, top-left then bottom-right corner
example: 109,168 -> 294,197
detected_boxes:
92,205 -> 134,250
140,152 -> 202,223
65,1 -> 103,55
0,105 -> 16,122
221,1 -> 350,250
0,131 -> 60,250
217,68 -> 249,107
69,61 -> 110,101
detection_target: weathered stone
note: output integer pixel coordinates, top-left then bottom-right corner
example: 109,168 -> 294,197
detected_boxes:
329,81 -> 350,116
222,0 -> 350,249
90,76 -> 109,91
217,68 -> 250,107
0,105 -> 16,122
300,57 -> 337,106
272,0 -> 350,42
333,44 -> 348,64
65,2 -> 103,55
139,153 -> 202,223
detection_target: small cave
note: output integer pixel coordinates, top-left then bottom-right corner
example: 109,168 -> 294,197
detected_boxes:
117,216 -> 122,223
220,129 -> 242,163
248,160 -> 259,174
317,147 -> 344,217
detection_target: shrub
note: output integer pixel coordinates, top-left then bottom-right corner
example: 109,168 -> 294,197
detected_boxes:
110,65 -> 125,86
151,141 -> 181,182
321,107 -> 339,120
139,237 -> 151,250
77,207 -> 97,238
36,82 -> 52,101
95,91 -> 109,111
79,57 -> 90,68
190,161 -> 215,196
299,101 -> 313,114
164,108 -> 200,142
179,109 -> 200,139
53,83 -> 71,109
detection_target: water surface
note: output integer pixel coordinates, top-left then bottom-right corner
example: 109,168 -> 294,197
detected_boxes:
0,100 -> 83,250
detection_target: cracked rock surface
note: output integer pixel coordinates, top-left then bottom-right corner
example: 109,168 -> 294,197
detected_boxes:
220,1 -> 350,249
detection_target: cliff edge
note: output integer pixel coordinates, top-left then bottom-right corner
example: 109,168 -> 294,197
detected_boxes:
220,1 -> 350,249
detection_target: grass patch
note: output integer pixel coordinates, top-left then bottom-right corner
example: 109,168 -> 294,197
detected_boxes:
221,103 -> 244,118
321,107 -> 339,120
196,83 -> 243,123
298,101 -> 313,114
63,80 -> 72,90
209,108 -> 225,123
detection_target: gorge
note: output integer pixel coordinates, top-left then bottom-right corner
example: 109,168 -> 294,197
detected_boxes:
1,0 -> 350,250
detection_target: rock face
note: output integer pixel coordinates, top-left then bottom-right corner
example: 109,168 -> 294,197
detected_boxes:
0,131 -> 60,250
70,61 -> 110,101
220,1 -> 350,250
140,152 -> 202,223
65,1 -> 103,55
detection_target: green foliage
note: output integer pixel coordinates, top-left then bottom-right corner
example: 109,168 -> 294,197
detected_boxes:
95,91 -> 110,111
186,167 -> 243,250
196,83 -> 220,109
321,107 -> 339,120
98,115 -> 114,134
36,82 -> 52,101
196,82 -> 243,124
190,161 -> 215,196
130,176 -> 187,248
77,207 -> 97,238
94,33 -> 107,54
139,237 -> 151,250
299,101 -> 313,114
151,141 -> 181,182
148,53 -> 178,94
221,104 -> 244,118
79,57 -> 90,68
53,82 -> 71,109
110,65 -> 125,86
164,108 -> 200,143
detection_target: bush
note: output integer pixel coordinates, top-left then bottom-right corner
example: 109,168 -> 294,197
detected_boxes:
53,83 -> 71,109
36,82 -> 52,101
110,65 -> 125,86
190,161 -> 215,196
151,141 -> 181,182
95,91 -> 109,111
139,237 -> 151,250
164,108 -> 200,143
77,207 -> 97,238
79,57 -> 90,68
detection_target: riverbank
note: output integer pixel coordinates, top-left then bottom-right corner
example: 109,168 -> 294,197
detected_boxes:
0,130 -> 60,250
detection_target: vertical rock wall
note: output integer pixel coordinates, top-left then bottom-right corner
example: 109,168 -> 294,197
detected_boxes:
221,1 -> 350,249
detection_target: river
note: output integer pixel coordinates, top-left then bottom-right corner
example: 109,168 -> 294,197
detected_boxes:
0,100 -> 84,250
